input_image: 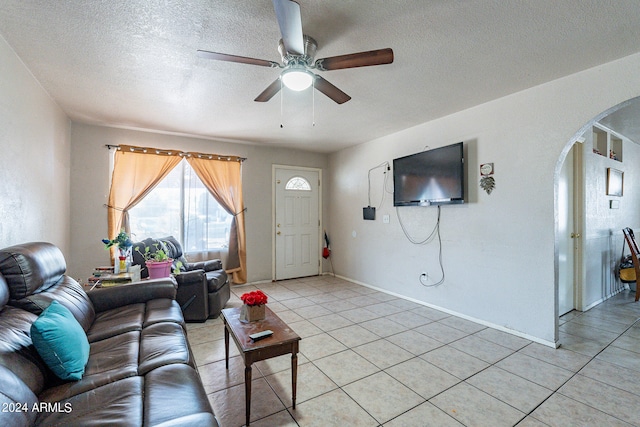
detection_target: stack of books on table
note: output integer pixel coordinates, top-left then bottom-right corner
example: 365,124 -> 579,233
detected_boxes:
88,270 -> 132,288
88,265 -> 142,289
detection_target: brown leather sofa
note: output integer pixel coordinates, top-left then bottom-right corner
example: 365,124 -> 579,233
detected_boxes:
0,242 -> 218,427
131,236 -> 230,322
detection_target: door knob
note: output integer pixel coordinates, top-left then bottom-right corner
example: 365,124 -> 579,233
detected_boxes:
277,231 -> 281,235
570,233 -> 581,238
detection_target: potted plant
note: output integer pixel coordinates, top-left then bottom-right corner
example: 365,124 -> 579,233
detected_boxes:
134,243 -> 174,279
102,229 -> 133,273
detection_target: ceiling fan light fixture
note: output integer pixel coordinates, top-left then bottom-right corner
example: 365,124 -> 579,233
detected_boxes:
281,66 -> 314,91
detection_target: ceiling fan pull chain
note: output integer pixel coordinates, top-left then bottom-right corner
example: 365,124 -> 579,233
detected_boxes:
280,78 -> 284,129
312,78 -> 316,127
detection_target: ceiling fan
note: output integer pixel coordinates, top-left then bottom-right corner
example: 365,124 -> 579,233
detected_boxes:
197,0 -> 394,104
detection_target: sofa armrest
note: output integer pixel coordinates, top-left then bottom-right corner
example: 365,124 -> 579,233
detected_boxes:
187,259 -> 222,272
174,269 -> 205,285
88,278 -> 177,313
174,270 -> 209,322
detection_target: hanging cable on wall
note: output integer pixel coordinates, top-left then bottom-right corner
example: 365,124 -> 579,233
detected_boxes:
420,208 -> 445,287
396,205 -> 440,244
397,205 -> 446,287
367,161 -> 391,209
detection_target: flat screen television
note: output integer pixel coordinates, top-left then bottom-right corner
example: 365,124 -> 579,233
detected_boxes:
393,142 -> 464,206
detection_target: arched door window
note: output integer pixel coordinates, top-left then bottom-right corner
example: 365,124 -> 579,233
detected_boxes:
285,176 -> 311,191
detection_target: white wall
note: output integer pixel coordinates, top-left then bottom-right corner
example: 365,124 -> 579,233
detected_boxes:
68,123 -> 328,282
0,35 -> 71,253
328,53 -> 640,345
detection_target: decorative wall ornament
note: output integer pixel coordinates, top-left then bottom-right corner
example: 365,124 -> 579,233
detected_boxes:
480,176 -> 495,194
480,163 -> 495,194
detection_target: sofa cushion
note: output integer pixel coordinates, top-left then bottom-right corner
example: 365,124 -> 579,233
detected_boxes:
160,236 -> 184,258
143,298 -> 184,328
38,331 -> 140,403
159,236 -> 192,275
10,277 -> 95,332
35,376 -> 144,427
0,242 -> 66,301
188,259 -> 223,272
87,303 -> 145,343
30,301 -> 90,381
139,322 -> 192,375
86,298 -> 184,343
144,364 -> 218,427
159,236 -> 189,270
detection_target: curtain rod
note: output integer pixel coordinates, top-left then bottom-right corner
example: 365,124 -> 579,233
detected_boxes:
105,144 -> 246,162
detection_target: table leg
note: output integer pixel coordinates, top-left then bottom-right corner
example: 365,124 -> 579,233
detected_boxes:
224,326 -> 229,369
291,352 -> 298,409
245,365 -> 252,426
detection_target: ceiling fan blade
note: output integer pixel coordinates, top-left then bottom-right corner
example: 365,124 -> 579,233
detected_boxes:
314,76 -> 351,104
254,78 -> 282,102
314,48 -> 394,71
272,0 -> 304,55
197,50 -> 279,68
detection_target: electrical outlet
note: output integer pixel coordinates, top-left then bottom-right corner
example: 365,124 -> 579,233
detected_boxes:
383,214 -> 390,223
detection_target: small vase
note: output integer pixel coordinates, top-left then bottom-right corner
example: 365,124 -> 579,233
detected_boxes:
116,247 -> 132,273
239,304 -> 265,323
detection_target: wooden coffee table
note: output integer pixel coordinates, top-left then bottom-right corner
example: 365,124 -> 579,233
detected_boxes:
221,306 -> 301,426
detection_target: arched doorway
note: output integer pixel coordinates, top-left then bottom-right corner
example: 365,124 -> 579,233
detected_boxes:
555,96 -> 640,342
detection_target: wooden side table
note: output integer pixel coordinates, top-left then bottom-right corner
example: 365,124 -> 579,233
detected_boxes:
221,306 -> 301,426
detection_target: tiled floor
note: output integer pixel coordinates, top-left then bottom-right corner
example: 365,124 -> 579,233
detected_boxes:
187,276 -> 640,426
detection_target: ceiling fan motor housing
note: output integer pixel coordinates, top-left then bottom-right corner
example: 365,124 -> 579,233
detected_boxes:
279,35 -> 317,66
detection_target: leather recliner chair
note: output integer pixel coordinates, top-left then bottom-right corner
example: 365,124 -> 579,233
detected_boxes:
131,236 -> 230,322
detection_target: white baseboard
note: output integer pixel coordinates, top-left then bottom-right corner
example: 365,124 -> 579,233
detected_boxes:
581,286 -> 626,312
333,274 -> 558,348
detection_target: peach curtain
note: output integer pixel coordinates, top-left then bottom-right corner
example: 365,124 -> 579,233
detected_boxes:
107,146 -> 182,241
187,156 -> 246,284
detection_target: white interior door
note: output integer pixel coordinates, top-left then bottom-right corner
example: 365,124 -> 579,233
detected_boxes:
274,167 -> 320,280
558,144 -> 579,316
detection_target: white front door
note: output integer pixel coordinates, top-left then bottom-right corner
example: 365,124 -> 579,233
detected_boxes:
274,167 -> 321,280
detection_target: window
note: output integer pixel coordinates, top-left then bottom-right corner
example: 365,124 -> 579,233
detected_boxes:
285,176 -> 311,191
128,160 -> 232,253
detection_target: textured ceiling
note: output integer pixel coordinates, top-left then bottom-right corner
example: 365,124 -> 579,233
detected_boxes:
2,0 -> 640,153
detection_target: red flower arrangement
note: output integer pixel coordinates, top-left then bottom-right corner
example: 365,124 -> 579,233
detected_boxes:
240,290 -> 268,306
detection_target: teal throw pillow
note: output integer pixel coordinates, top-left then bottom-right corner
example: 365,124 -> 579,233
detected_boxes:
30,300 -> 90,381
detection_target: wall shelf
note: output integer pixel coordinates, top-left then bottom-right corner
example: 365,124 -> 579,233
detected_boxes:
592,124 -> 623,162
